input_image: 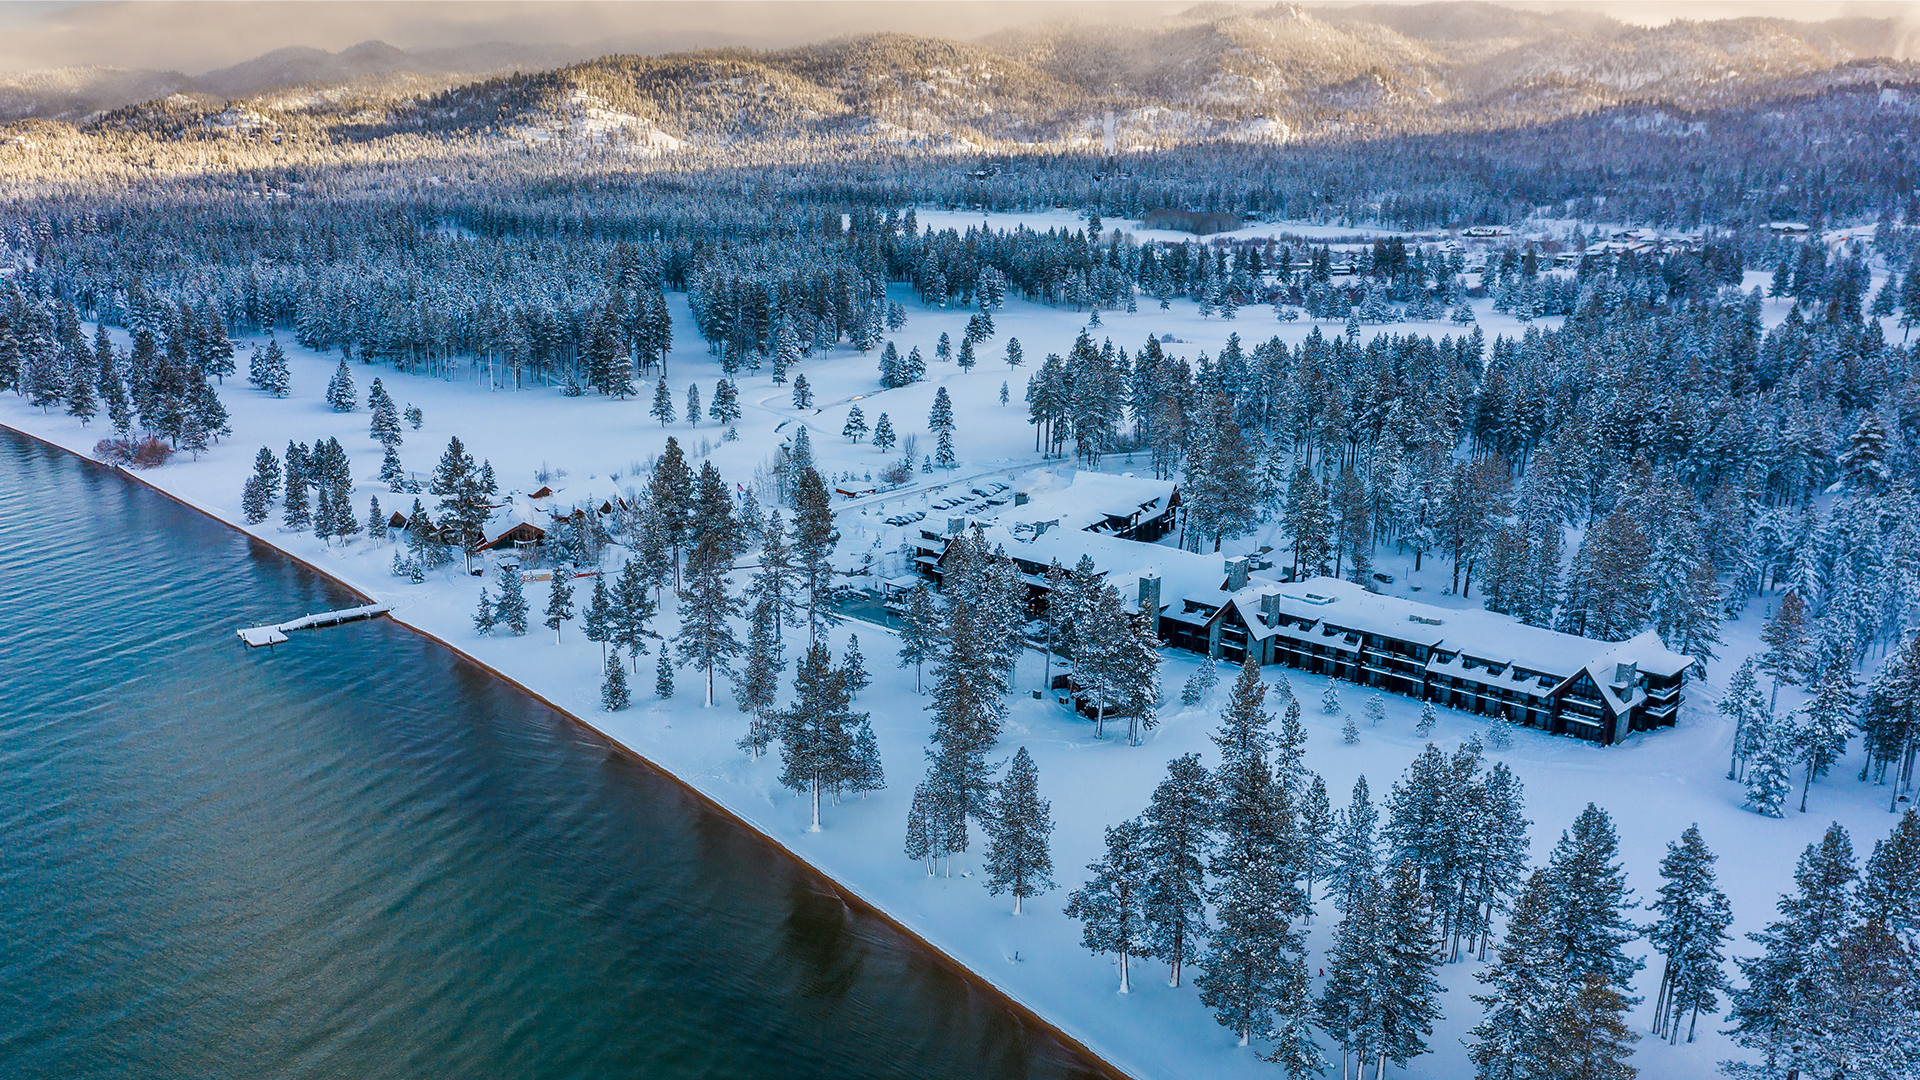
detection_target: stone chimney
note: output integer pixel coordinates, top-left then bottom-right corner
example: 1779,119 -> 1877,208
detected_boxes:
1260,591 -> 1281,627
1613,660 -> 1638,689
947,516 -> 967,537
1225,556 -> 1249,593
1138,574 -> 1161,617
1013,491 -> 1029,506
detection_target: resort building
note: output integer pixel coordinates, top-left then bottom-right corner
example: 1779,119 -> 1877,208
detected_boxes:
912,470 -> 1691,746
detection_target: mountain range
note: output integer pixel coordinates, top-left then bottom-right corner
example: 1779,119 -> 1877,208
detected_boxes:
3,3 -> 1914,148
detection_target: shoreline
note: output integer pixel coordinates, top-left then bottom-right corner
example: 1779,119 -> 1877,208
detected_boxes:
5,421 -> 1135,1080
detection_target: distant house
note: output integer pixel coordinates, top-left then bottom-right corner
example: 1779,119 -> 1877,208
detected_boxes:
1768,221 -> 1812,235
473,493 -> 551,552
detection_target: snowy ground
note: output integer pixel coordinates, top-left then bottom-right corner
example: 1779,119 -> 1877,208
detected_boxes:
5,272 -> 1910,1080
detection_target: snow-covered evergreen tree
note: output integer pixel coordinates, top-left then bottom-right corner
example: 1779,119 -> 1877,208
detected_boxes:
1649,824 -> 1732,1044
895,581 -> 940,693
1065,818 -> 1151,993
495,563 -> 529,636
1726,823 -> 1861,1078
1198,659 -> 1311,1049
1141,753 -> 1214,986
473,586 -> 495,636
601,652 -> 630,711
367,378 -> 401,447
776,641 -> 864,830
543,568 -> 574,643
655,650 -> 675,699
1743,707 -> 1796,818
325,359 -> 356,412
1794,661 -> 1854,812
985,746 -> 1053,914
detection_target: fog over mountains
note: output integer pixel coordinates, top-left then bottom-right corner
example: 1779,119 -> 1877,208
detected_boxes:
1,2 -> 1913,147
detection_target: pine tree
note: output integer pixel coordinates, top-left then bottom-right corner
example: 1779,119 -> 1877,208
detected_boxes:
790,467 -> 840,642
1198,659 -> 1311,1048
1330,776 -> 1380,915
1743,708 -> 1796,818
1727,824 -> 1860,1075
1861,809 -> 1920,940
544,569 -> 575,643
676,462 -> 744,705
243,446 -> 280,523
896,582 -> 940,692
1372,862 -> 1446,1076
734,592 -> 785,757
602,652 -> 631,711
872,412 -> 896,453
282,440 -> 311,530
935,428 -> 956,470
1544,804 -> 1643,993
582,574 -> 613,662
1322,680 -> 1341,715
1065,818 -> 1151,993
842,635 -> 868,699
685,382 -> 701,426
1538,973 -> 1639,1080
928,385 -> 954,433
367,495 -> 386,539
1759,592 -> 1812,708
1300,774 -> 1334,920
380,444 -> 406,492
709,378 -> 740,434
494,563 -> 529,635
790,373 -> 812,410
1183,658 -> 1220,706
1720,658 -> 1770,781
777,641 -> 864,830
1471,869 -> 1567,1080
1141,753 -> 1215,986
325,359 -> 356,412
1795,661 -> 1855,812
1649,824 -> 1733,1044
473,586 -> 496,636
655,650 -> 675,699
842,404 -> 867,443
609,557 -> 659,671
1417,699 -> 1436,736
650,376 -> 676,426
1343,714 -> 1360,743
1366,693 -> 1385,727
985,747 -> 1054,914
250,339 -> 290,397
368,378 -> 402,447
1317,867 -> 1387,1079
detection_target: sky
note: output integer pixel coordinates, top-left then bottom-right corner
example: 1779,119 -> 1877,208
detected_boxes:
0,0 -> 1912,75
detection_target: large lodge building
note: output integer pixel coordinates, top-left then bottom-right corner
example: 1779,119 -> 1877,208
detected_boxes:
911,472 -> 1692,747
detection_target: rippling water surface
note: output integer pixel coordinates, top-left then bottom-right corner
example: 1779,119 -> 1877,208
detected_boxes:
0,430 -> 1104,1080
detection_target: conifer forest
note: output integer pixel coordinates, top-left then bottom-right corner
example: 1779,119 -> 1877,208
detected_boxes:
5,5 -> 1920,1079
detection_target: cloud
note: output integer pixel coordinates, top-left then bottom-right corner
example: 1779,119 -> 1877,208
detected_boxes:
0,1 -> 1188,74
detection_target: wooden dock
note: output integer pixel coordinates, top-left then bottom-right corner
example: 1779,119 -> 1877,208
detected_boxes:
237,603 -> 390,648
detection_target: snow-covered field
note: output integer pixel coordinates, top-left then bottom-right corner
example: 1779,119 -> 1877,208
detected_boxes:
5,269 -> 1908,1080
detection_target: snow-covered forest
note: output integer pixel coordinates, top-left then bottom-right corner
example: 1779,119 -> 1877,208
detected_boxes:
5,33 -> 1920,1080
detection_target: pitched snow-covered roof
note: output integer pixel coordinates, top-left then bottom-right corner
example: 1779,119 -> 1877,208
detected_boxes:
1222,576 -> 1694,684
975,523 -> 1257,615
985,471 -> 1177,538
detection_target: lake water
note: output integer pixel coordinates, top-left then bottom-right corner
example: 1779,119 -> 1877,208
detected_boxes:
0,429 -> 1106,1080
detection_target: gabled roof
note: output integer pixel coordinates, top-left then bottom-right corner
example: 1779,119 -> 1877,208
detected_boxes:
1216,576 -> 1695,686
987,471 -> 1178,538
